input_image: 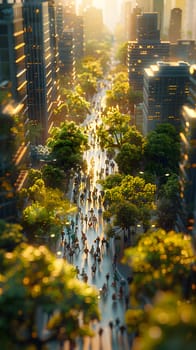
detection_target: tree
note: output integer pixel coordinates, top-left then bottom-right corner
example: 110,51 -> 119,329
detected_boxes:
131,292 -> 196,350
114,200 -> 139,232
54,89 -> 90,125
157,174 -> 183,231
115,142 -> 143,175
22,179 -> 75,244
102,175 -> 155,230
97,108 -> 131,149
42,164 -> 65,190
47,121 -> 88,174
123,229 -> 195,304
144,124 -> 181,180
77,72 -> 97,100
0,220 -> 25,252
0,244 -> 99,349
115,42 -> 128,66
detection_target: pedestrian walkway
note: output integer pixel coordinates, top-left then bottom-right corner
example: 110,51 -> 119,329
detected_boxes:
55,92 -> 131,349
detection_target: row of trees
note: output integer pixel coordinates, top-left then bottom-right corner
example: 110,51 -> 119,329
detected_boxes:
0,221 -> 99,350
97,107 -> 181,231
123,228 -> 196,350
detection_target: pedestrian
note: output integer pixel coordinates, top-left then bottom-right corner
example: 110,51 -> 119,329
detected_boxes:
119,325 -> 126,335
61,230 -> 65,241
98,327 -> 103,337
108,321 -> 113,331
106,273 -> 110,285
115,318 -> 120,327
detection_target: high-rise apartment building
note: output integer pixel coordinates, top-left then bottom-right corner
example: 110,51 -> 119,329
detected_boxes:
143,61 -> 190,134
169,8 -> 182,43
0,0 -> 29,221
83,6 -> 103,41
128,13 -> 170,91
129,6 -> 142,41
170,40 -> 196,64
23,0 -> 55,144
180,65 -> 196,234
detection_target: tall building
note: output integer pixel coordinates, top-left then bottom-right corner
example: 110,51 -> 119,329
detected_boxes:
23,0 -> 55,144
83,6 -> 103,41
129,5 -> 142,41
143,61 -> 190,134
128,13 -> 170,91
121,1 -> 132,41
170,40 -> 196,64
59,29 -> 75,80
153,0 -> 164,37
0,0 -> 29,221
169,8 -> 182,43
48,0 -> 60,109
136,0 -> 153,12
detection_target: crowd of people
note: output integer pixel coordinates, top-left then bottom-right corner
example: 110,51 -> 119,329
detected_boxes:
60,97 -> 129,348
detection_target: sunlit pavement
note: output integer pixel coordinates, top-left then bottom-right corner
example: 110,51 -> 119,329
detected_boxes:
61,85 -> 130,350
50,83 -> 131,350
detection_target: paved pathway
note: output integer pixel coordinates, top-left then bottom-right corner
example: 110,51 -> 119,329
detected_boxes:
57,84 -> 130,350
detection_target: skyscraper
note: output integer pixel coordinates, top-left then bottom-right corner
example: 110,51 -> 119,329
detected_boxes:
23,0 -> 55,144
143,61 -> 190,134
169,8 -> 182,43
128,13 -> 170,91
0,0 -> 29,221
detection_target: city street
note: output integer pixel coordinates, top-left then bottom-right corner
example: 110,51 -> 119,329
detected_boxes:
57,83 -> 130,349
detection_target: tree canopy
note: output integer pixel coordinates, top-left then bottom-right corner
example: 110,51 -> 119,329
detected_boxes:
0,244 -> 99,349
123,229 -> 195,303
47,121 -> 88,173
144,124 -> 181,180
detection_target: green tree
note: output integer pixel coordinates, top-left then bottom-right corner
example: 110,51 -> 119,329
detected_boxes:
115,42 -> 128,65
114,200 -> 139,231
144,124 -> 181,181
115,142 -> 143,175
47,121 -> 88,174
42,164 -> 65,190
0,220 -> 25,252
0,244 -> 99,349
22,179 -> 75,244
131,292 -> 196,350
77,72 -> 97,100
123,229 -> 195,304
157,174 -> 182,231
97,108 -> 131,149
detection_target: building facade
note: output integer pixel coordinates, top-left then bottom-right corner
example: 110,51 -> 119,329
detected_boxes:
128,13 -> 170,91
143,61 -> 190,134
23,0 -> 54,144
0,0 -> 29,221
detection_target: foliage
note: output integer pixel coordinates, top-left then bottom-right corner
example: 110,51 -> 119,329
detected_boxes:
144,124 -> 181,180
101,175 -> 155,230
56,88 -> 90,124
115,42 -> 128,65
22,179 -> 75,243
47,121 -> 88,173
123,229 -> 195,303
0,220 -> 25,252
77,72 -> 97,100
42,165 -> 65,190
99,173 -> 123,189
104,175 -> 155,208
0,244 -> 99,349
132,292 -> 196,350
97,108 -> 131,149
113,201 -> 139,230
115,142 -> 143,175
157,174 -> 182,231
